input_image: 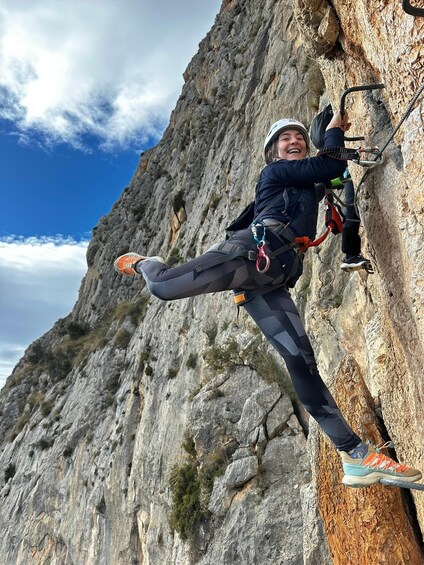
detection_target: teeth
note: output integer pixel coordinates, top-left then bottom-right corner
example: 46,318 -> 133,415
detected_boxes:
288,149 -> 300,154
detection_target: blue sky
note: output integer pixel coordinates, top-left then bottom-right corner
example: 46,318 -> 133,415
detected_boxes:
0,0 -> 221,388
0,130 -> 141,238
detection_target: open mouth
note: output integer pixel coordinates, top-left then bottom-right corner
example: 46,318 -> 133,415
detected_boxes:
287,148 -> 301,154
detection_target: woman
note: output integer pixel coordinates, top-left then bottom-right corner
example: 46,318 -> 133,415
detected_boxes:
114,112 -> 421,487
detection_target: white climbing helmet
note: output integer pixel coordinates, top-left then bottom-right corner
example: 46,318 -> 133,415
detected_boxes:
264,118 -> 310,153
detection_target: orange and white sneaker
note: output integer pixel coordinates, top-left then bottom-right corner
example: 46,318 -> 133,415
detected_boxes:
114,253 -> 165,275
114,253 -> 145,275
340,441 -> 422,487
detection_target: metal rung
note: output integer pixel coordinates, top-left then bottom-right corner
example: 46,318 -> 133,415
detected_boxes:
379,478 -> 424,491
402,0 -> 424,16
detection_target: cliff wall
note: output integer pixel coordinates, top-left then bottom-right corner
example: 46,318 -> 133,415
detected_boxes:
0,1 -> 423,563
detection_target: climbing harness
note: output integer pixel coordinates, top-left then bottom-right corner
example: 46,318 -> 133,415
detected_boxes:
402,0 -> 424,16
251,222 -> 271,273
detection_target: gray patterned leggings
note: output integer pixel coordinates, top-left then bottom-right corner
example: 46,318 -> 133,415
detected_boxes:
138,240 -> 360,452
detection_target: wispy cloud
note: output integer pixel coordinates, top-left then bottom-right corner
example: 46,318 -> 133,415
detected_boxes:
0,1 -> 220,151
0,235 -> 89,388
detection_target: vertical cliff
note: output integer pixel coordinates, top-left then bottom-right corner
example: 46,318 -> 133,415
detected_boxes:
0,1 -> 423,564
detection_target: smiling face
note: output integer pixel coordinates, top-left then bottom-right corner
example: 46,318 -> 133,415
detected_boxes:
276,129 -> 308,160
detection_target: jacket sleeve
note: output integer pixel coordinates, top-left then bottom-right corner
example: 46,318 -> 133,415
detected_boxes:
269,127 -> 347,186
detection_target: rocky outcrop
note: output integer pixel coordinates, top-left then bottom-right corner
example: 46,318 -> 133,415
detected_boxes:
0,1 -> 423,563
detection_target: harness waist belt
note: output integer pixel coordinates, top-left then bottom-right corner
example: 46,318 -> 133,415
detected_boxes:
194,222 -> 302,279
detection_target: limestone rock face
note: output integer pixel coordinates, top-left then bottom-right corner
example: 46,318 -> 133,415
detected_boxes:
0,1 -> 423,564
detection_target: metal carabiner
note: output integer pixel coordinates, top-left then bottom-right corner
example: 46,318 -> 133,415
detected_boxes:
354,146 -> 384,168
256,241 -> 271,273
251,222 -> 266,246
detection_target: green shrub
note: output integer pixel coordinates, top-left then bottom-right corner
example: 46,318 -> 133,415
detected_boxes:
67,321 -> 90,339
172,190 -> 186,213
37,437 -> 54,450
64,298 -> 148,366
209,194 -> 221,212
5,411 -> 31,441
203,338 -> 242,373
203,335 -> 294,397
102,375 -> 120,409
167,367 -> 179,379
182,434 -> 197,458
204,323 -> 218,346
41,399 -> 55,417
133,203 -> 146,222
63,445 -> 74,458
139,351 -> 150,362
96,496 -> 106,515
169,443 -> 227,540
46,346 -> 74,382
201,194 -> 221,220
188,384 -> 203,401
103,393 -> 115,408
115,297 -> 150,325
187,236 -> 198,259
4,463 -> 16,482
199,448 -> 228,498
186,353 -> 197,370
114,328 -> 132,349
27,391 -> 45,408
169,462 -> 203,540
27,342 -> 47,364
249,342 -> 295,399
167,248 -> 184,266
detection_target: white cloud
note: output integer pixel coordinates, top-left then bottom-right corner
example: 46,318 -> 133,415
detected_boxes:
0,0 -> 220,150
0,236 -> 89,388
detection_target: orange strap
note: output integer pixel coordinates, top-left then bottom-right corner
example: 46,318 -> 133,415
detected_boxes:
295,195 -> 344,252
295,227 -> 331,252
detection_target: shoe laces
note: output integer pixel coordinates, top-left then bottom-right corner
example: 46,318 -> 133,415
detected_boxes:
374,441 -> 394,453
364,441 -> 409,472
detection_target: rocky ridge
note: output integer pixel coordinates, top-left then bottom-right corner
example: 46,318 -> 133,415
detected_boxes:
0,1 -> 423,564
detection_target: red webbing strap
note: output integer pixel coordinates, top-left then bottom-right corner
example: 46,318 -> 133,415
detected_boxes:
295,192 -> 344,252
295,227 -> 331,252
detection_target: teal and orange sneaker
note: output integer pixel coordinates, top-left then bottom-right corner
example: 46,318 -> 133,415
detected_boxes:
339,441 -> 422,487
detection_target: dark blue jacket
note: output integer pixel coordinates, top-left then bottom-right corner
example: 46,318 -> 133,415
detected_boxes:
254,127 -> 346,239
